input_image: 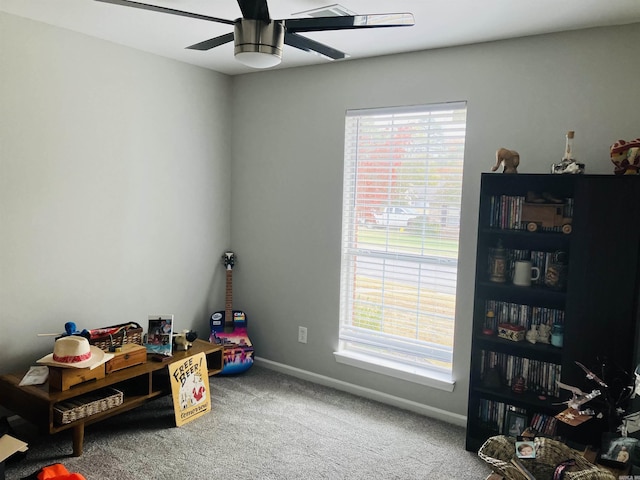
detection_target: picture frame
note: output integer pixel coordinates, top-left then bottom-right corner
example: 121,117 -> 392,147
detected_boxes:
144,314 -> 174,356
504,411 -> 528,437
597,433 -> 640,469
515,440 -> 536,459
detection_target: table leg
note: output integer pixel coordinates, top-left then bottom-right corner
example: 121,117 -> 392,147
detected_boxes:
72,424 -> 84,457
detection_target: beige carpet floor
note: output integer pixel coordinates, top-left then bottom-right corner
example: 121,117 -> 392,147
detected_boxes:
5,365 -> 491,479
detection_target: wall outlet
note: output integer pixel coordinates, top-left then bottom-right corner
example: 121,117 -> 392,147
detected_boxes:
298,326 -> 307,344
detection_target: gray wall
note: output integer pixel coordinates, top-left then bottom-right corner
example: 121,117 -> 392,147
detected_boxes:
230,24 -> 640,420
2,11 -> 639,423
1,14 -> 232,373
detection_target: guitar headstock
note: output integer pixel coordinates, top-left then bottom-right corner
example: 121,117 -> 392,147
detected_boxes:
222,251 -> 235,270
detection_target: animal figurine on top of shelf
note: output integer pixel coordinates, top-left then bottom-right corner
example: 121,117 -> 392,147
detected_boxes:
492,148 -> 520,174
610,138 -> 640,175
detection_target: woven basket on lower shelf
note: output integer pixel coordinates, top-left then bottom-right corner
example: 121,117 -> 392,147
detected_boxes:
478,435 -> 616,480
53,387 -> 124,425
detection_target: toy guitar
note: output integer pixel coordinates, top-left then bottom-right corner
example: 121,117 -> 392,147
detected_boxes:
209,251 -> 254,375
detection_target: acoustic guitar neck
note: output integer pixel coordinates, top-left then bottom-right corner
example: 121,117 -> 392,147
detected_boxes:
225,268 -> 234,331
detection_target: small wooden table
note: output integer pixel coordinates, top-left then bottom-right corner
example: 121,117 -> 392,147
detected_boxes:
0,340 -> 222,456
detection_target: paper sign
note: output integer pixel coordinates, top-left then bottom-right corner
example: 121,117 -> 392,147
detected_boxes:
168,352 -> 210,427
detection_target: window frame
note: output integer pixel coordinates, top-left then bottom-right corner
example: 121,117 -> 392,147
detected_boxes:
335,101 -> 467,391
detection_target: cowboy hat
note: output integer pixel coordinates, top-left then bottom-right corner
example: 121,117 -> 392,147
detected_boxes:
37,336 -> 113,369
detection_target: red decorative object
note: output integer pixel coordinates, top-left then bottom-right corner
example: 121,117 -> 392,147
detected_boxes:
512,376 -> 526,394
610,138 -> 640,175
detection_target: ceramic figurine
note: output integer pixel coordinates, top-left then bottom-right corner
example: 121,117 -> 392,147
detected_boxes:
512,376 -> 526,394
537,323 -> 551,344
610,138 -> 640,175
492,148 -> 520,174
526,325 -> 538,344
173,329 -> 193,351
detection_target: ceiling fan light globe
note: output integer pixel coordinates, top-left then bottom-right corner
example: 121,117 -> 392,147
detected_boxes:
234,19 -> 284,69
235,50 -> 282,69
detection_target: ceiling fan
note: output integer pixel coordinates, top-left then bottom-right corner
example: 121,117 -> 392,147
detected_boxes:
95,0 -> 415,68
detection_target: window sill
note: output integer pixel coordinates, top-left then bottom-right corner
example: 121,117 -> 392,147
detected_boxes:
333,350 -> 455,392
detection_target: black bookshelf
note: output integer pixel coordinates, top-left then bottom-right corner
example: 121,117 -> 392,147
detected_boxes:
465,174 -> 640,452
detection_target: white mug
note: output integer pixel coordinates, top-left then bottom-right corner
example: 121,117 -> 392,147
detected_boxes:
513,260 -> 540,287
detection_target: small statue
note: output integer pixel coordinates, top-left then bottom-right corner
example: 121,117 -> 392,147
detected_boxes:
552,131 -> 585,174
492,148 -> 520,174
526,325 -> 538,344
537,323 -> 551,344
173,329 -> 194,351
512,376 -> 526,394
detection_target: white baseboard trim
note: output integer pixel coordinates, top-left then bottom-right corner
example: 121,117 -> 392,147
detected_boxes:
254,356 -> 467,428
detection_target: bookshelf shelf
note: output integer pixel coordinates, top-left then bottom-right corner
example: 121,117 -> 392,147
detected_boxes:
473,385 -> 561,411
475,281 -> 567,307
474,336 -> 563,364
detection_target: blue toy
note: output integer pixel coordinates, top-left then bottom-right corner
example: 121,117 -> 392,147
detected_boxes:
63,322 -> 91,339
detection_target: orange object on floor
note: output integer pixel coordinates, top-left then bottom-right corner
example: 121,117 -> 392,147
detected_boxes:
36,463 -> 86,480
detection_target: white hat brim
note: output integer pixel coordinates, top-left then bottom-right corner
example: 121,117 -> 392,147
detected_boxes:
37,345 -> 113,369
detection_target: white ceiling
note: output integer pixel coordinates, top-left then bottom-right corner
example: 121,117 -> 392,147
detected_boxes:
3,0 -> 640,76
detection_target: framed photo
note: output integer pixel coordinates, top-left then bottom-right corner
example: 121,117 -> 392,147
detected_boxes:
515,440 -> 536,459
598,433 -> 640,469
504,411 -> 528,437
144,314 -> 174,356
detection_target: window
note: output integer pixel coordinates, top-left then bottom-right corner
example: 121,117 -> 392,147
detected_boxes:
336,102 -> 467,389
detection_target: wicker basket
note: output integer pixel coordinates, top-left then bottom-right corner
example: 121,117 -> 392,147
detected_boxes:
53,387 -> 124,425
478,436 -> 616,480
88,322 -> 143,352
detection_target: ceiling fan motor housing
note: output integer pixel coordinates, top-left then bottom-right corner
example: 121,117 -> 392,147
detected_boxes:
234,18 -> 284,67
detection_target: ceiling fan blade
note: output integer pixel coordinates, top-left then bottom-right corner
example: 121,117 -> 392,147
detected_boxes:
236,0 -> 270,21
186,32 -> 235,51
285,13 -> 414,33
95,0 -> 235,26
284,32 -> 346,60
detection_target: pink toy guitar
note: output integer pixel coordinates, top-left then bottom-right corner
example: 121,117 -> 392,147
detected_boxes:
209,252 -> 254,375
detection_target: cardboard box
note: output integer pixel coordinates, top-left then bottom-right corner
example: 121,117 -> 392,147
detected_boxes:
48,365 -> 106,391
1,433 -> 28,479
497,323 -> 525,342
0,434 -> 28,463
105,344 -> 147,374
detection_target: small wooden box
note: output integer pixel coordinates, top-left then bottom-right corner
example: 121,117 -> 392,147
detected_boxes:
49,365 -> 106,391
497,323 -> 525,342
105,344 -> 147,374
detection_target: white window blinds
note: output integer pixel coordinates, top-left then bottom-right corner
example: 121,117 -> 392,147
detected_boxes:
339,102 -> 467,376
